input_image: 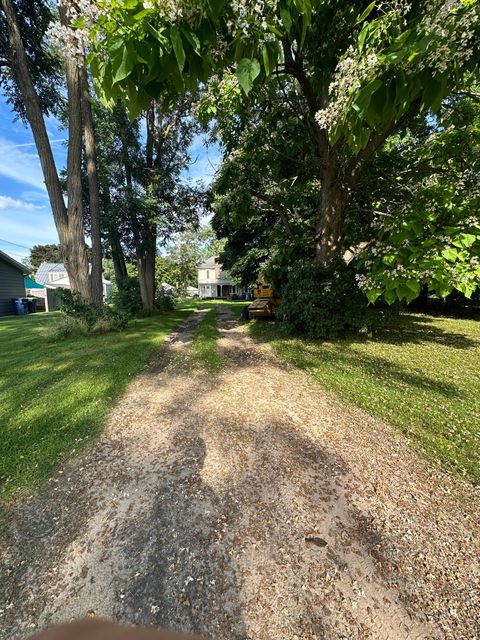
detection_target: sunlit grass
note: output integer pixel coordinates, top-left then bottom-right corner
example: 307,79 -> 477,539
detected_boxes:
191,307 -> 224,373
250,313 -> 480,483
0,304 -> 195,502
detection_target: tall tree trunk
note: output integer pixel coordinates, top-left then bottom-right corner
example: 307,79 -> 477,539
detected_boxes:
110,231 -> 128,282
135,103 -> 157,311
313,142 -> 347,266
137,227 -> 156,312
81,68 -> 103,302
0,0 -> 67,232
59,0 -> 91,300
315,181 -> 347,266
1,0 -> 92,300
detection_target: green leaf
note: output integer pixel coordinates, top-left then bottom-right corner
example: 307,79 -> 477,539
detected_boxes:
170,26 -> 186,72
381,254 -> 396,266
366,289 -> 382,303
442,247 -> 458,262
207,0 -> 224,21
280,8 -> 292,33
438,284 -> 453,298
405,279 -> 421,296
422,75 -> 447,112
384,288 -> 397,305
236,58 -> 261,95
182,29 -> 201,55
356,1 -> 376,24
353,77 -> 382,117
112,44 -> 135,84
262,45 -> 271,77
460,233 -> 477,247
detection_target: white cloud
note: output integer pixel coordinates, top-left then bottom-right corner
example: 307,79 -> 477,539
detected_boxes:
9,138 -> 66,148
0,195 -> 36,210
0,137 -> 47,191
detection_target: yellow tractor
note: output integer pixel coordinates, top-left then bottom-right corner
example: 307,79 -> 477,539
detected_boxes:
247,284 -> 281,319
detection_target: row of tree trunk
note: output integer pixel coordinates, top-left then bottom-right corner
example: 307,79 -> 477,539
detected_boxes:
1,0 -> 103,303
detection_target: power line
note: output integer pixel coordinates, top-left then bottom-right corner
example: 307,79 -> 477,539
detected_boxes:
2,250 -> 27,259
0,237 -> 32,250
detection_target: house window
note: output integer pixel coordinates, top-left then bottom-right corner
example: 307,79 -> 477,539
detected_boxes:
206,270 -> 209,279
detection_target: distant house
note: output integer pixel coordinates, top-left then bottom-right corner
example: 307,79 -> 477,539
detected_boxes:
197,256 -> 243,299
0,250 -> 28,316
35,262 -> 113,299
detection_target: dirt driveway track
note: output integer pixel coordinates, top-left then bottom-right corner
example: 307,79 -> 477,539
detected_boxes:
1,307 -> 478,640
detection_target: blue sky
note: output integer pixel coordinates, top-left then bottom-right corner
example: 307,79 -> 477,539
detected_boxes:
0,95 -> 220,262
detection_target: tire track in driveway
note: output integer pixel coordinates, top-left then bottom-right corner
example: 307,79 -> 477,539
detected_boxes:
1,306 -> 478,640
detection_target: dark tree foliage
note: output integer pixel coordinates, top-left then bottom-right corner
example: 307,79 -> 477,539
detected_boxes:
0,0 -> 64,120
29,243 -> 62,270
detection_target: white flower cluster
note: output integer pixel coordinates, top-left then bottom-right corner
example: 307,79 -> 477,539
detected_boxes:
47,0 -> 100,60
418,0 -> 479,75
315,49 -> 380,131
355,273 -> 378,291
226,0 -> 280,36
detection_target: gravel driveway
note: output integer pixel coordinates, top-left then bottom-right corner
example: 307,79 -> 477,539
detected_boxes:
1,307 -> 478,640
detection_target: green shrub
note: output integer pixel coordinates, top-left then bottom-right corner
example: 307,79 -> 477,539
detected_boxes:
58,288 -> 103,328
155,292 -> 176,312
90,308 -> 129,333
56,289 -> 129,337
48,316 -> 90,340
277,260 -> 394,339
110,276 -> 143,316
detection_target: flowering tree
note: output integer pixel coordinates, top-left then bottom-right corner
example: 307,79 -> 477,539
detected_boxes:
356,96 -> 480,303
82,0 -> 479,275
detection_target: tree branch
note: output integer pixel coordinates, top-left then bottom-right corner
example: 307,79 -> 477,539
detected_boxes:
345,99 -> 422,193
281,38 -> 330,162
249,187 -> 293,234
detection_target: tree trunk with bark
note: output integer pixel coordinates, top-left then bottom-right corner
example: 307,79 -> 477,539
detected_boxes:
59,0 -> 91,299
110,231 -> 128,282
315,183 -> 347,266
2,0 -> 93,300
137,226 -> 156,312
81,68 -> 103,302
135,103 -> 157,312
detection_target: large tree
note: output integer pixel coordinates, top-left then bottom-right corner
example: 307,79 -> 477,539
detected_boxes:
83,0 -> 479,272
0,0 -> 103,301
88,97 -> 204,310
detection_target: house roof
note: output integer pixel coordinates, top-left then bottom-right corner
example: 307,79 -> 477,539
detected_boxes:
35,262 -> 66,284
0,249 -> 29,274
25,276 -> 45,289
198,256 -> 217,269
36,262 -> 111,286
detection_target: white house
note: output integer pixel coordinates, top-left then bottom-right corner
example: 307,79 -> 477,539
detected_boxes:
197,256 -> 243,299
35,262 -> 112,299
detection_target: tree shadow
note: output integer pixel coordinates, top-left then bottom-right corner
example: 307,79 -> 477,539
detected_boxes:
367,313 -> 479,349
279,345 -> 461,398
117,433 -> 247,639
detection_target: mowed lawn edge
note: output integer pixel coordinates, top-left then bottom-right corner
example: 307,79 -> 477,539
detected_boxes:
250,312 -> 480,484
0,303 -> 196,503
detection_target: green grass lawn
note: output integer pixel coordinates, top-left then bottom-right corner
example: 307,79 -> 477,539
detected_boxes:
250,313 -> 480,484
189,300 -> 246,372
0,304 -> 195,503
191,307 -> 224,373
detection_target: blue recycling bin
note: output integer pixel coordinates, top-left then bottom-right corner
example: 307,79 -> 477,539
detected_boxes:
12,298 -> 26,315
26,298 -> 37,313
